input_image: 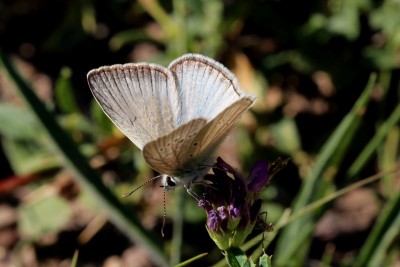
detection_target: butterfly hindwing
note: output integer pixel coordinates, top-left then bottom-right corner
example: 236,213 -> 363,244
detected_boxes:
142,118 -> 207,176
180,98 -> 254,168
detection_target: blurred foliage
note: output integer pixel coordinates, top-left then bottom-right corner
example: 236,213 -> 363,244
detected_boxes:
0,0 -> 399,266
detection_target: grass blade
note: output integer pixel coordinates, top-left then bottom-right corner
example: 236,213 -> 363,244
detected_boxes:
0,50 -> 169,267
274,73 -> 377,266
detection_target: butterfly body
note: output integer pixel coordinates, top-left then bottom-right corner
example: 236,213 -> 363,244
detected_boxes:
87,54 -> 255,192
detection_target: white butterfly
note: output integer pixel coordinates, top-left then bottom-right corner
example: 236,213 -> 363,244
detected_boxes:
87,54 -> 255,197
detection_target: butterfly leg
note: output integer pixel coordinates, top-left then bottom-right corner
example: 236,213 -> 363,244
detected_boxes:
184,186 -> 201,201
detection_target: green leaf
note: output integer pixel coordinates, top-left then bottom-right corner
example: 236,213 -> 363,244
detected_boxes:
269,118 -> 301,155
0,104 -> 40,139
259,253 -> 272,267
223,247 -> 256,267
0,105 -> 61,174
225,247 -> 245,267
242,259 -> 256,267
90,100 -> 113,136
19,194 -> 72,240
327,4 -> 360,40
55,67 -> 79,114
2,138 -> 60,174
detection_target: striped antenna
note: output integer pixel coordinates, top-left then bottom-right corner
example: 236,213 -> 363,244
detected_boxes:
122,174 -> 163,198
161,188 -> 167,238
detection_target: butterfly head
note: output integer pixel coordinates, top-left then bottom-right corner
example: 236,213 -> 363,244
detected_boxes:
164,164 -> 211,191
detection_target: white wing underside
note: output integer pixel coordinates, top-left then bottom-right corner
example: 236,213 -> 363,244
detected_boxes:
88,64 -> 179,149
87,54 -> 255,151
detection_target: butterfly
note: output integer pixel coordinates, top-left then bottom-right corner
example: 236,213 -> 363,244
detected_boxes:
87,54 -> 256,197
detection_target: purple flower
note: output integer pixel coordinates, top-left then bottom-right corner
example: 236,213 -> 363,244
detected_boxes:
198,157 -> 277,249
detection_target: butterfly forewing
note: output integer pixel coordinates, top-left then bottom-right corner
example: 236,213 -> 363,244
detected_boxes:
87,64 -> 179,149
169,54 -> 252,125
142,118 -> 207,176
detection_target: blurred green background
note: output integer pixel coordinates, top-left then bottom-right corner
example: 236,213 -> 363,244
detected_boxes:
0,0 -> 399,266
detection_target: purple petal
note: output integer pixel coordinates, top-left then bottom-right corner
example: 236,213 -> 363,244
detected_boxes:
216,157 -> 239,175
217,206 -> 229,221
229,203 -> 241,218
247,160 -> 269,193
216,157 -> 246,183
198,195 -> 212,212
207,210 -> 220,231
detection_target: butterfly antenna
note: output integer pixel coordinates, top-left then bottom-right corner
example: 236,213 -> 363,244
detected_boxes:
122,174 -> 163,198
161,187 -> 166,238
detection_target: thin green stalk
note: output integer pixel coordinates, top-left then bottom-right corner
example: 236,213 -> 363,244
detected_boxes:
245,165 -> 399,267
171,0 -> 188,56
355,171 -> 400,266
70,250 -> 79,267
170,187 -> 185,266
175,253 -> 208,267
286,166 -> 399,225
364,198 -> 400,267
347,104 -> 400,179
0,50 -> 169,267
274,73 -> 377,266
137,0 -> 177,39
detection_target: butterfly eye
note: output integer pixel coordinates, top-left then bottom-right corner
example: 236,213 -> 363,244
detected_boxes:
165,176 -> 176,187
193,142 -> 198,146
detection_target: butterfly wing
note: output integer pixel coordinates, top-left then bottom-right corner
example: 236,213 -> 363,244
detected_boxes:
180,98 -> 254,170
87,63 -> 180,149
168,54 -> 255,125
142,118 -> 207,176
88,54 -> 256,187
144,98 -> 254,186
